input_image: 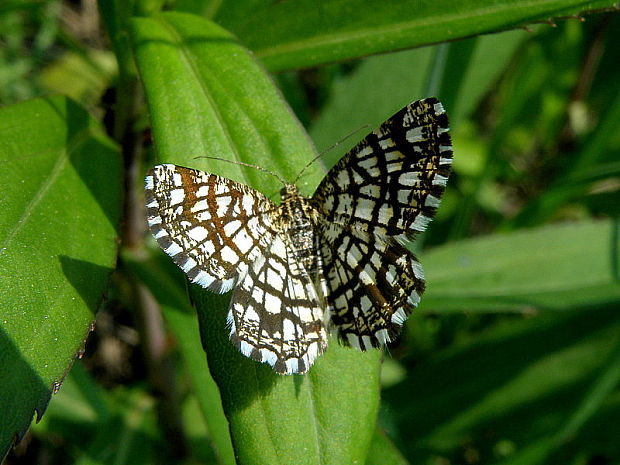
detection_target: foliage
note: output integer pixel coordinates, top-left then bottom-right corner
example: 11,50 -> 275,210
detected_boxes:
1,1 -> 619,464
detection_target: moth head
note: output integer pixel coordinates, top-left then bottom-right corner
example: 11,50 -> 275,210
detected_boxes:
280,183 -> 300,201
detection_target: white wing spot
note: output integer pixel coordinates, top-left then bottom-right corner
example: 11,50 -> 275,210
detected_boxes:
188,226 -> 208,242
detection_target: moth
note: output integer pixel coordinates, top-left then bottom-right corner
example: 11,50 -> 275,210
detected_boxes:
145,98 -> 452,374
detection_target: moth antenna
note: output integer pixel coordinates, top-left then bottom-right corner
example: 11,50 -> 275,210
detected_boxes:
293,124 -> 370,185
194,156 -> 288,186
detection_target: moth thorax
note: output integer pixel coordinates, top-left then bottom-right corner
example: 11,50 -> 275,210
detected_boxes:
279,184 -> 319,275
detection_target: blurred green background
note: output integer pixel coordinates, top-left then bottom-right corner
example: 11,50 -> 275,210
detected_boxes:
1,1 -> 619,465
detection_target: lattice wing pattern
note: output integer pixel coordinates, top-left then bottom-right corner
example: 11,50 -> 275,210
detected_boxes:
229,233 -> 328,374
313,98 -> 452,349
317,225 -> 424,348
145,164 -> 275,293
145,164 -> 328,374
313,98 -> 452,237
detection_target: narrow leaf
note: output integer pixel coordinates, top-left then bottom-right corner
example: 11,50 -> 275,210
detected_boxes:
129,12 -> 381,465
421,220 -> 620,312
384,302 -> 620,462
222,0 -> 620,72
124,249 -> 236,465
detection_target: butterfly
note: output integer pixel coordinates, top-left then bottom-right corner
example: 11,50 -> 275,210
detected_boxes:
144,98 -> 452,374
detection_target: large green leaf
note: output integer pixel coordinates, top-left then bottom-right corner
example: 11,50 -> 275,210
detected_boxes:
0,96 -> 121,459
421,220 -> 620,312
129,12 -> 381,465
213,0 -> 620,72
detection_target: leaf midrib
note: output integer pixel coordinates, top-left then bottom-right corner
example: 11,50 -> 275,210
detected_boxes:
0,130 -> 92,251
1,156 -> 66,251
305,373 -> 324,465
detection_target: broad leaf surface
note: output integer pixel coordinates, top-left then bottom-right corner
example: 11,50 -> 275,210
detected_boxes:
209,0 -> 620,71
129,12 -> 381,465
0,96 -> 121,459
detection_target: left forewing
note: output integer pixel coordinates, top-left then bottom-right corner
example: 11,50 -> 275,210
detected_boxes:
145,164 -> 277,293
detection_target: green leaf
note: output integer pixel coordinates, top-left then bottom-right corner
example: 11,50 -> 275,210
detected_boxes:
0,96 -> 121,459
123,249 -> 236,465
194,287 -> 381,465
365,427 -> 409,465
219,0 -> 620,72
129,12 -> 381,465
384,302 -> 620,463
308,28 -> 526,172
129,12 -> 317,194
421,220 -> 620,312
33,363 -> 162,465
